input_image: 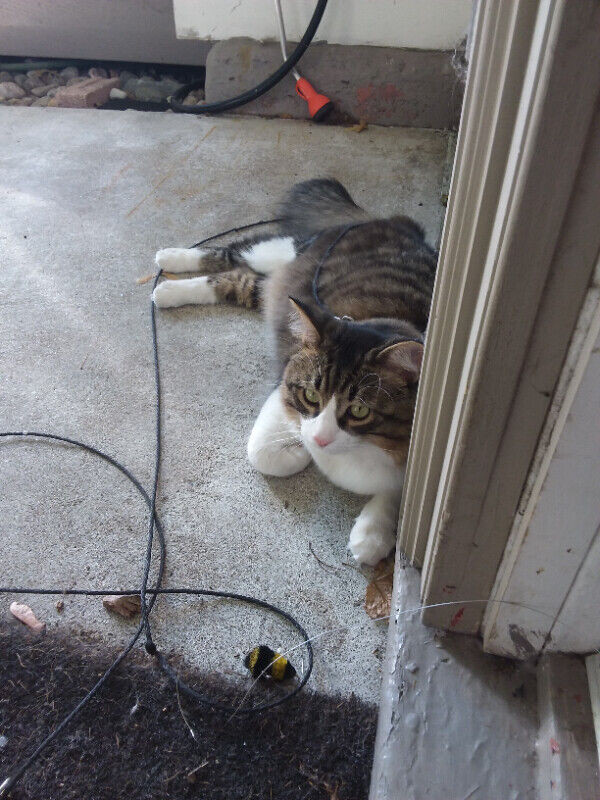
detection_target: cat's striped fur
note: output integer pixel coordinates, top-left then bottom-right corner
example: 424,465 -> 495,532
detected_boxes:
153,179 -> 438,564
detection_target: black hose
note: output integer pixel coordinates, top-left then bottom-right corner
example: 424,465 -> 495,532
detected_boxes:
169,0 -> 328,114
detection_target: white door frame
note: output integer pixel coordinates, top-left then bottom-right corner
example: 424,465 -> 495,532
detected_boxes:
398,0 -> 600,635
483,272 -> 600,657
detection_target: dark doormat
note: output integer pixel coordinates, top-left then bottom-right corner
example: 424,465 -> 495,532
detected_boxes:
0,623 -> 377,800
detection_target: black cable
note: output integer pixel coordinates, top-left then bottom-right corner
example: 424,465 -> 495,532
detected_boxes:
312,223 -> 365,310
0,218 -> 312,797
168,0 -> 328,114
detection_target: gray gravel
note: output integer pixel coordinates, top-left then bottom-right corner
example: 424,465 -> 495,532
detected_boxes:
0,64 -> 203,108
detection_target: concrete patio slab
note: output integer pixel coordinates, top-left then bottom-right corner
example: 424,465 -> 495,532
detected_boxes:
0,107 -> 448,705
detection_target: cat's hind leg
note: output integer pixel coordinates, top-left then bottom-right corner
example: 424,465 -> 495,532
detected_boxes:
154,247 -> 226,275
247,388 -> 311,477
153,267 -> 264,309
155,235 -> 296,276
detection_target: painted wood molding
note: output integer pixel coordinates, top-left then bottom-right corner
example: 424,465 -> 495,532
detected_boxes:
399,0 -> 600,634
483,266 -> 600,657
586,655 -> 600,771
537,655 -> 599,799
398,0 -> 538,565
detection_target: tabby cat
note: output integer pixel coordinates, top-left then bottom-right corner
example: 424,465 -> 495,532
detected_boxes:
152,179 -> 437,564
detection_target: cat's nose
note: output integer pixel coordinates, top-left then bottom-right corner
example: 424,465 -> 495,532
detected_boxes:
313,435 -> 333,448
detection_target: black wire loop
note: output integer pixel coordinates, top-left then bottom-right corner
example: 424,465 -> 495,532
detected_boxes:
0,218 -> 313,796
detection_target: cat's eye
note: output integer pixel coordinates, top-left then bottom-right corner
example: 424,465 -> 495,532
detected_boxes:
303,386 -> 320,405
349,402 -> 370,419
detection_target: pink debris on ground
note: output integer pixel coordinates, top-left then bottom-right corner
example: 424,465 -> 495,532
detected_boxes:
9,601 -> 46,633
54,77 -> 120,108
550,737 -> 560,754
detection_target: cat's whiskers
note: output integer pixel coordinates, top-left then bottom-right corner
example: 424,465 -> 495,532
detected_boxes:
253,438 -> 299,450
357,374 -> 394,404
252,436 -> 303,455
296,351 -> 319,375
254,430 -> 301,445
357,372 -> 379,389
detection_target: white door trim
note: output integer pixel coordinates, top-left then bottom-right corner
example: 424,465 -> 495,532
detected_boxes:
399,0 -> 538,565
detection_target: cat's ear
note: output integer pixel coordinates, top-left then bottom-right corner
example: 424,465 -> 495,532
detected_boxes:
288,297 -> 322,346
376,340 -> 423,383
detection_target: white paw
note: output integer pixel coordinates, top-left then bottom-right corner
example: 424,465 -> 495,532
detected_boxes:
152,276 -> 217,308
155,247 -> 206,274
348,514 -> 396,566
247,435 -> 311,477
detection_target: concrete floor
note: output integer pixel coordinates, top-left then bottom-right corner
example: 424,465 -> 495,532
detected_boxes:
0,107 -> 448,705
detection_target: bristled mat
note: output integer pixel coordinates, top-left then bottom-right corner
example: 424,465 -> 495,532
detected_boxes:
0,623 -> 377,800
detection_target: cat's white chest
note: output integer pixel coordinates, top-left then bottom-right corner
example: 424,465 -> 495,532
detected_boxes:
308,439 -> 404,495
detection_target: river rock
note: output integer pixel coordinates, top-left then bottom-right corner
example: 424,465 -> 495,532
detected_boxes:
60,66 -> 79,80
123,76 -> 183,102
0,81 -> 26,100
30,85 -> 52,97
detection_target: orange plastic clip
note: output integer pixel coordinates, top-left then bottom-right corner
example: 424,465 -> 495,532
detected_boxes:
295,77 -> 333,122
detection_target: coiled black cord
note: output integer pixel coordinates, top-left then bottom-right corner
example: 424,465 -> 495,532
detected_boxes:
169,0 -> 328,114
0,219 -> 313,797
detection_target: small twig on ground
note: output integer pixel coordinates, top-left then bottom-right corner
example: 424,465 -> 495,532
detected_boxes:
299,763 -> 341,799
308,542 -> 339,573
186,760 -> 209,784
176,680 -> 198,743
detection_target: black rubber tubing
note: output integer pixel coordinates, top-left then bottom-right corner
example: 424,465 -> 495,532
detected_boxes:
169,0 -> 328,114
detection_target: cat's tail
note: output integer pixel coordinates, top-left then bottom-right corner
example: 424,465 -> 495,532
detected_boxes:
278,178 -> 371,240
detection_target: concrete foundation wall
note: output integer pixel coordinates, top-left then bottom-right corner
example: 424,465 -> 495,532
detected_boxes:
205,40 -> 464,129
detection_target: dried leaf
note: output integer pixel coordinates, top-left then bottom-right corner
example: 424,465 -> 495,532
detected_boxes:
136,273 -> 155,285
348,118 -> 368,133
102,594 -> 141,619
137,271 -> 186,285
10,601 -> 46,633
365,557 -> 395,619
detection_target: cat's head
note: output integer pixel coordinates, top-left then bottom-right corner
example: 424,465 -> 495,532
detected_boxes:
281,298 -> 423,463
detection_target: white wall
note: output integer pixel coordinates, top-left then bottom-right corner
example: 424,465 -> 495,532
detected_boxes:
173,0 -> 473,50
0,0 -> 212,64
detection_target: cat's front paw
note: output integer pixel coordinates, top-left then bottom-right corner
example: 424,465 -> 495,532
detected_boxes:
247,435 -> 311,477
348,514 -> 396,566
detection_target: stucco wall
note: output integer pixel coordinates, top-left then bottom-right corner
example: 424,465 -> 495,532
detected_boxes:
174,0 -> 473,50
0,0 -> 210,64
1,0 -> 473,65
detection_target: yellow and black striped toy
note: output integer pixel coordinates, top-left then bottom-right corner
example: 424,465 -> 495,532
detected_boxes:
244,645 -> 296,681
